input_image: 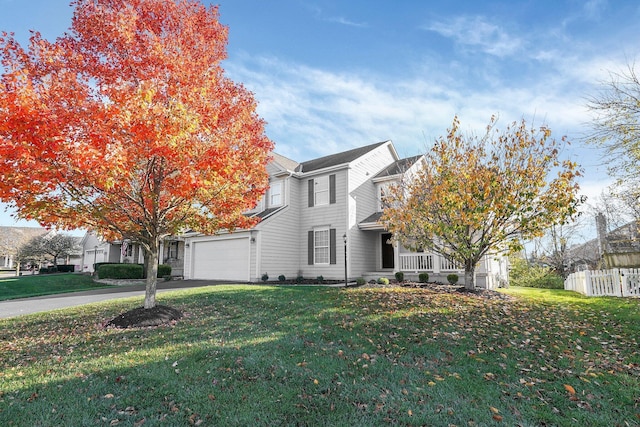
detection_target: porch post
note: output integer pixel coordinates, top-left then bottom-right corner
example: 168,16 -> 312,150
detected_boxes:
394,240 -> 399,273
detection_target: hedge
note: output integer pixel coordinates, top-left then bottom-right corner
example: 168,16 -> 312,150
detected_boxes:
98,263 -> 143,279
95,263 -> 171,279
157,264 -> 171,278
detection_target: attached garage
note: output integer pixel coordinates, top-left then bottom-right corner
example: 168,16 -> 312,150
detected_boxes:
191,237 -> 251,281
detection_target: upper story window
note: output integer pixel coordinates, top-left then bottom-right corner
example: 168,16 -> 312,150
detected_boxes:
314,176 -> 329,206
270,181 -> 283,206
308,174 -> 336,207
378,183 -> 393,211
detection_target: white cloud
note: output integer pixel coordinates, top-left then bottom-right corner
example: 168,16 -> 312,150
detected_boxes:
424,16 -> 523,58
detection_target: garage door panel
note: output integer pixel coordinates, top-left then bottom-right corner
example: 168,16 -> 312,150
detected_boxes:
192,238 -> 249,281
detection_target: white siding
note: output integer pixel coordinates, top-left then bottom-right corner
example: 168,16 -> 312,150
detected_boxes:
253,176 -> 301,280
347,143 -> 398,276
298,169 -> 348,280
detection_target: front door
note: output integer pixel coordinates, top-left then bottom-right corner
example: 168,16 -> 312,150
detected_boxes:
381,233 -> 394,269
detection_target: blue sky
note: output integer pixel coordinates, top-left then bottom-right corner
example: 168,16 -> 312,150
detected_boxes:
1,0 -> 639,237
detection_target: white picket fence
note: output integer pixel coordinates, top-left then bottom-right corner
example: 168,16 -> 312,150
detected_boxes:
564,268 -> 640,297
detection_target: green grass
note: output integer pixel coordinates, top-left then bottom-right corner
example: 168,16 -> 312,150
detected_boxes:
1,285 -> 639,426
0,273 -> 113,301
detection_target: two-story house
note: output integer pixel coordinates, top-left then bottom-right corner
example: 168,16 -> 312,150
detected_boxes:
181,141 -> 508,288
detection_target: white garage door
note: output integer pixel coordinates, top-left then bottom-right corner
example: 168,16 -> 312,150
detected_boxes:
192,238 -> 250,281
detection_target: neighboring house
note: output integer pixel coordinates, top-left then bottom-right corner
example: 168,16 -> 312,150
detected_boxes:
80,231 -> 185,277
0,226 -> 49,269
181,141 -> 508,288
566,213 -> 640,271
0,227 -> 83,271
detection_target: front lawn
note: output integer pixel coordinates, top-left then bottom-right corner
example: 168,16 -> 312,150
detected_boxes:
0,273 -> 112,301
0,285 -> 638,426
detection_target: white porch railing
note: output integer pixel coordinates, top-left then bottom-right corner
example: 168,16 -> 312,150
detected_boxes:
398,253 -> 463,273
565,268 -> 640,297
399,254 -> 433,271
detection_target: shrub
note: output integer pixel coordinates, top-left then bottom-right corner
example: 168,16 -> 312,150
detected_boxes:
316,275 -> 324,283
356,277 -> 366,286
57,265 -> 75,273
261,273 -> 269,282
278,274 -> 286,282
510,257 -> 564,289
446,274 -> 459,285
157,264 -> 171,278
377,277 -> 389,285
296,275 -> 304,283
395,271 -> 404,282
98,263 -> 143,279
418,272 -> 429,283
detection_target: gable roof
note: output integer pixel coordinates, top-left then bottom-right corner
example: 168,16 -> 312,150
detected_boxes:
373,155 -> 423,180
271,152 -> 299,172
296,141 -> 390,173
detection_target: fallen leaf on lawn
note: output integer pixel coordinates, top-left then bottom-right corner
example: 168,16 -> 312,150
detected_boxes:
563,384 -> 576,395
492,414 -> 503,422
490,406 -> 500,414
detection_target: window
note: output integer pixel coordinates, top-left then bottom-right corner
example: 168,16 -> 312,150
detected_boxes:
314,229 -> 330,264
167,241 -> 178,259
378,184 -> 387,211
314,176 -> 329,206
308,228 -> 337,265
270,181 -> 282,206
308,174 -> 336,207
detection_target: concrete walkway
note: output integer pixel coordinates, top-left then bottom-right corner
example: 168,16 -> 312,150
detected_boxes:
0,280 -> 227,319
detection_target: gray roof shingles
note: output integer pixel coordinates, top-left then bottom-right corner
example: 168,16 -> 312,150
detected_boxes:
296,141 -> 389,173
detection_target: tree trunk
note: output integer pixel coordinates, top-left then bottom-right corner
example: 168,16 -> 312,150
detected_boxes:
464,260 -> 476,290
143,241 -> 160,309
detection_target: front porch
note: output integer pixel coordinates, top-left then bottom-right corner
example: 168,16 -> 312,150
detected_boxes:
362,252 -> 465,283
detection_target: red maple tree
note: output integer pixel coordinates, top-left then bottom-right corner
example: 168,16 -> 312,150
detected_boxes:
0,0 -> 273,308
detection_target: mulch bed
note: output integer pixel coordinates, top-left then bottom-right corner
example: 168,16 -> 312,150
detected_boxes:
360,280 -> 514,301
106,305 -> 183,329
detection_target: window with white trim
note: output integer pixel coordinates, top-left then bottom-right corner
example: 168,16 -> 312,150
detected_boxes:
270,181 -> 282,206
314,229 -> 330,264
314,176 -> 329,206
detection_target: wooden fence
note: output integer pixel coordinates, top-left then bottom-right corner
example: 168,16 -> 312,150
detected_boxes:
564,268 -> 640,297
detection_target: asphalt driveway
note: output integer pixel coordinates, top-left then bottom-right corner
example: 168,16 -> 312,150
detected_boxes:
0,280 -> 228,319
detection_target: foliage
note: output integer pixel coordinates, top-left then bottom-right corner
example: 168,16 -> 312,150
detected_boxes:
418,272 -> 429,283
157,264 -> 172,278
261,273 -> 269,282
0,0 -> 273,308
510,256 -> 564,289
296,275 -> 305,283
0,274 -> 110,301
17,233 -> 80,267
356,277 -> 366,286
394,271 -> 404,282
377,277 -> 390,285
586,63 -> 640,195
0,285 -> 638,425
316,275 -> 324,283
278,274 -> 286,282
98,264 -> 144,280
446,274 -> 459,285
382,115 -> 582,290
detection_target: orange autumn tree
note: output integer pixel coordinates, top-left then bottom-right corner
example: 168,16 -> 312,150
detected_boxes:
381,116 -> 582,290
0,0 -> 273,309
